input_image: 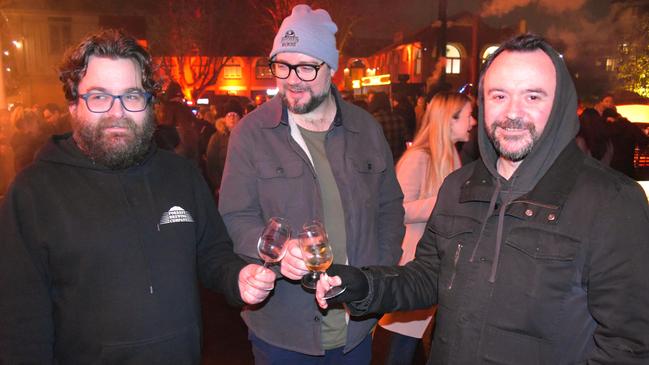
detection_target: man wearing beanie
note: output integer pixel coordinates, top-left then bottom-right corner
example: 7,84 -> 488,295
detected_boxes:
218,4 -> 405,364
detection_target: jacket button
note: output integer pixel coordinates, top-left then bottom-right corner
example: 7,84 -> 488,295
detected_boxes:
276,167 -> 284,175
525,209 -> 534,217
547,213 -> 556,221
479,257 -> 487,262
464,180 -> 471,185
314,316 -> 320,322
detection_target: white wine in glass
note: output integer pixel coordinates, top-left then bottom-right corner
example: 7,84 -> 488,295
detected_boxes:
298,221 -> 346,299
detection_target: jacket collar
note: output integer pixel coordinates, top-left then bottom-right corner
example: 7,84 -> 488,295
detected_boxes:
259,86 -> 361,133
461,142 -> 584,209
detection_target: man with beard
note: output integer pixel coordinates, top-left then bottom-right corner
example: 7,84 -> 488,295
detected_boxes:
316,34 -> 649,364
0,29 -> 276,364
218,5 -> 404,364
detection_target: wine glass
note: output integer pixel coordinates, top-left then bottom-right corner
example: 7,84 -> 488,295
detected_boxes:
298,221 -> 346,299
257,217 -> 291,268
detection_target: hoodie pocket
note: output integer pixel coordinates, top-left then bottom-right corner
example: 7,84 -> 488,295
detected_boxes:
95,325 -> 200,365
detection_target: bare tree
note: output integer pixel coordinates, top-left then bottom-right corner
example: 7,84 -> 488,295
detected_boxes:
148,0 -> 247,100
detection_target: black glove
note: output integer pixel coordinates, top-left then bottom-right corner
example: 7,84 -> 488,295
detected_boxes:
324,264 -> 369,305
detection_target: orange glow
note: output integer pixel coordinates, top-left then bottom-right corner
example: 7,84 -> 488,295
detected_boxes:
361,74 -> 391,87
617,104 -> 649,124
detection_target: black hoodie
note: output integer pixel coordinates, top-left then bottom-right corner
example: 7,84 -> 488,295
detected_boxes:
0,134 -> 245,364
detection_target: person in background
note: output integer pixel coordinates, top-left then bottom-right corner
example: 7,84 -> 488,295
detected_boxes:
369,91 -> 407,161
603,107 -> 649,178
218,5 -> 404,364
316,33 -> 649,364
10,109 -> 48,172
0,29 -> 275,364
42,103 -> 72,136
205,109 -> 241,198
378,91 -> 475,365
594,93 -> 614,116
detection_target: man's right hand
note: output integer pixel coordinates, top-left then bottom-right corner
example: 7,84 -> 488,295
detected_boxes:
280,238 -> 309,280
315,264 -> 369,309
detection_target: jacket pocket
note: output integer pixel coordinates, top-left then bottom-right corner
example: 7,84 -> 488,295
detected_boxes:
428,214 -> 478,307
95,325 -> 200,365
255,159 -> 305,213
491,227 -> 581,339
256,158 -> 304,179
480,325 -> 548,365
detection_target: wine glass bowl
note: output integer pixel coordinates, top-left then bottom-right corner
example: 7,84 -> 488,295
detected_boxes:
257,217 -> 291,267
298,225 -> 333,289
298,221 -> 346,299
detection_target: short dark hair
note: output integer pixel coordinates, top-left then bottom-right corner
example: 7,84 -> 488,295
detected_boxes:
58,29 -> 160,104
42,103 -> 62,114
481,33 -> 550,75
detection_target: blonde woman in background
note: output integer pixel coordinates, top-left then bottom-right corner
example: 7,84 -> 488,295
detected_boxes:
378,91 -> 475,365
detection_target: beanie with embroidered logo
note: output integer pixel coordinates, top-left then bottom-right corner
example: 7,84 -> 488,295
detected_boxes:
269,4 -> 339,71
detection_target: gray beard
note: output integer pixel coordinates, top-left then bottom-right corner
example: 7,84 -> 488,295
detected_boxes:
74,111 -> 155,170
280,85 -> 330,114
487,117 -> 539,162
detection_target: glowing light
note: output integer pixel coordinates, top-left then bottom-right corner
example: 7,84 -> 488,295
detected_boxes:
219,85 -> 246,92
617,104 -> 649,124
5,67 -> 10,72
266,88 -> 278,96
186,100 -> 194,106
196,98 -> 209,105
11,40 -> 22,49
3,50 -> 8,56
361,74 -> 391,87
352,80 -> 361,89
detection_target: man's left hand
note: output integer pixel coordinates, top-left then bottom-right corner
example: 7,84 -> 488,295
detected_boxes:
238,264 -> 276,304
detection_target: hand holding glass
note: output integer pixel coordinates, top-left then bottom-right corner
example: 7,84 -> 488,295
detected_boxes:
298,222 -> 346,299
257,217 -> 291,268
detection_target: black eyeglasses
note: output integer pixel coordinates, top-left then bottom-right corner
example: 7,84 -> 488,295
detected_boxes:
79,92 -> 152,113
268,61 -> 326,82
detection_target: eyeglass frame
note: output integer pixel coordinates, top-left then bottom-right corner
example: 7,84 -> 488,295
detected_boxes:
268,60 -> 326,82
78,91 -> 153,113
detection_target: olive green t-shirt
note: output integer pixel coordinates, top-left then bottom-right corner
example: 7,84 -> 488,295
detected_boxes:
298,125 -> 348,350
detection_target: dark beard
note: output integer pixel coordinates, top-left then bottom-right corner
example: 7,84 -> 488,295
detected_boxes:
74,111 -> 155,169
280,86 -> 330,114
487,117 -> 539,162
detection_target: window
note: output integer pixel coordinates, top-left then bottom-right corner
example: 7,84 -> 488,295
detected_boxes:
48,17 -> 72,54
415,48 -> 422,75
445,44 -> 461,74
255,58 -> 273,79
482,45 -> 499,63
223,63 -> 242,79
605,58 -> 616,72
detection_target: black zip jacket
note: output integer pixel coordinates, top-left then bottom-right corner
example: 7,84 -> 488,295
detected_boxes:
346,43 -> 649,364
0,135 -> 246,364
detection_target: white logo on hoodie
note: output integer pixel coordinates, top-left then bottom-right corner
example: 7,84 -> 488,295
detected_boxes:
159,206 -> 194,225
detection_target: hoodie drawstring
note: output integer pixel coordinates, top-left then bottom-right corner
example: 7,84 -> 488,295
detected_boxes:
470,179 -> 501,263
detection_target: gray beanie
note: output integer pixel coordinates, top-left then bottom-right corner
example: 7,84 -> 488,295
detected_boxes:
269,4 -> 338,71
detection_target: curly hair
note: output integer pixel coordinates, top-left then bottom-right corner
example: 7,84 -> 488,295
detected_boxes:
58,29 -> 160,103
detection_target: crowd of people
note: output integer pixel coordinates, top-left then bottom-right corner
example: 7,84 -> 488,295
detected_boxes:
1,3 -> 649,365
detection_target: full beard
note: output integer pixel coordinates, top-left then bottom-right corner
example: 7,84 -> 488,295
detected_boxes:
280,82 -> 330,114
487,117 -> 539,162
73,111 -> 155,170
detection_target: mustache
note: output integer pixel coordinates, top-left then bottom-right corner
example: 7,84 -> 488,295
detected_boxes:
98,117 -> 137,130
492,117 -> 534,130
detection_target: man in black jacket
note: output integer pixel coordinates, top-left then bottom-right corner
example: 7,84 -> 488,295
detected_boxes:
317,34 -> 649,364
0,29 -> 275,364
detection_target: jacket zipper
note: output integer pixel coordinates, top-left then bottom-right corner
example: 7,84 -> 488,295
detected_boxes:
448,243 -> 463,290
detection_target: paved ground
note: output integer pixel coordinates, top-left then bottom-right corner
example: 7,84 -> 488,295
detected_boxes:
200,287 -> 428,365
